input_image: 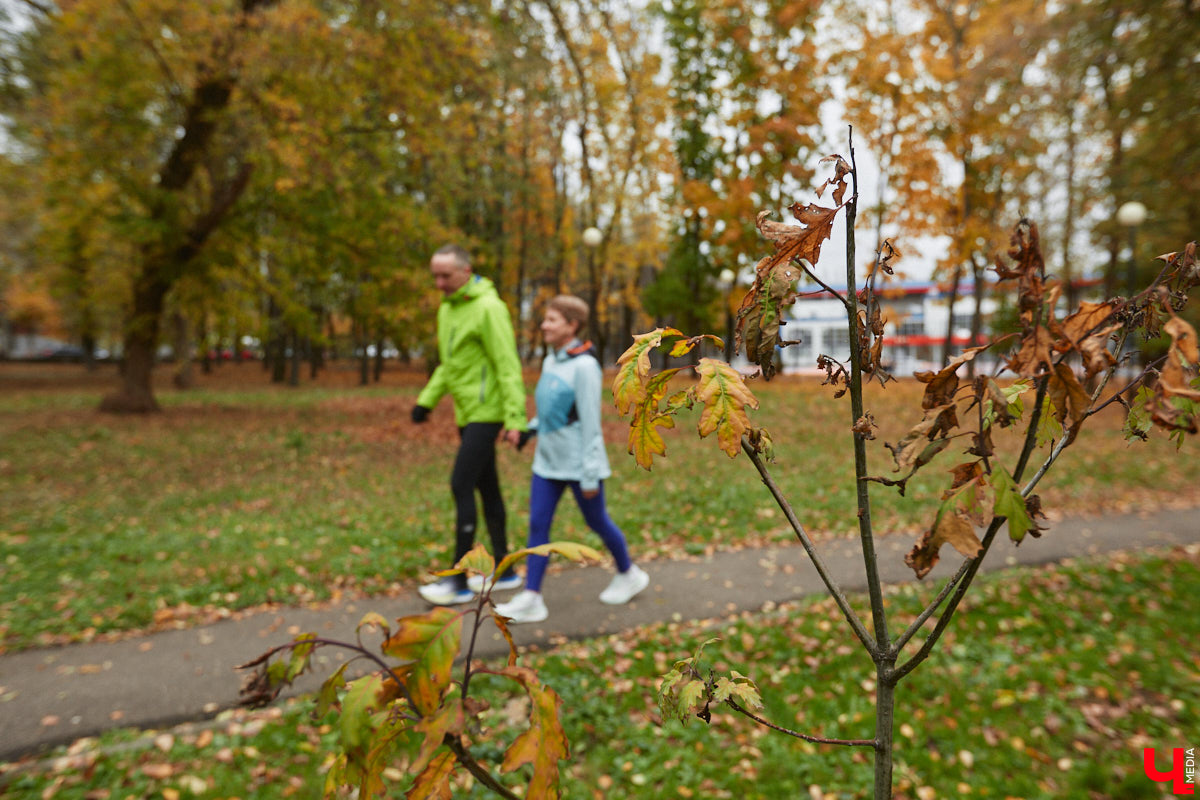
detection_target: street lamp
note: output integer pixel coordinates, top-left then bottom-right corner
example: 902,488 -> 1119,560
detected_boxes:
718,268 -> 737,361
1116,200 -> 1147,297
581,226 -> 602,330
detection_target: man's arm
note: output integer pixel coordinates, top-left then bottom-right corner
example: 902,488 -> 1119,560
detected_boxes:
481,299 -> 528,432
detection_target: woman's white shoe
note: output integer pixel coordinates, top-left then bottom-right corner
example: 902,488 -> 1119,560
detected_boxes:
494,590 -> 548,623
599,565 -> 649,605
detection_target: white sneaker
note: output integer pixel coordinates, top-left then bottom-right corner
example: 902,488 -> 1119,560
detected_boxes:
599,565 -> 649,605
494,590 -> 548,623
467,572 -> 523,593
417,578 -> 474,606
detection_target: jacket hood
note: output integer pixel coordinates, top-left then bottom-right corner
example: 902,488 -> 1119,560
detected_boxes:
553,339 -> 598,362
447,274 -> 497,305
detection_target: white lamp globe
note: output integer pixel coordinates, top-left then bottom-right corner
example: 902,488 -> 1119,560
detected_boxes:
582,227 -> 603,247
1116,201 -> 1147,228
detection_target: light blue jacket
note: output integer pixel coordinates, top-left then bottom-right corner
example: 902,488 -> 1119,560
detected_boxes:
530,340 -> 611,491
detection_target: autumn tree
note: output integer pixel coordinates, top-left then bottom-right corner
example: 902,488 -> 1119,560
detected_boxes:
240,542 -> 602,798
647,0 -> 825,341
620,153 -> 1198,798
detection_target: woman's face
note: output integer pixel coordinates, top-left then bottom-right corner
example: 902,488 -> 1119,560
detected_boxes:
541,308 -> 578,349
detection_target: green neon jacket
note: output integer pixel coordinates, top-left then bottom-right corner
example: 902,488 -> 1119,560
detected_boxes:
416,275 -> 527,430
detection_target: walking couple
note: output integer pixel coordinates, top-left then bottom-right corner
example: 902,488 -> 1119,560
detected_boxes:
409,244 -> 648,623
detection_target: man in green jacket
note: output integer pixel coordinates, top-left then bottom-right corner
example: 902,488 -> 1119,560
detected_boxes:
412,245 -> 527,605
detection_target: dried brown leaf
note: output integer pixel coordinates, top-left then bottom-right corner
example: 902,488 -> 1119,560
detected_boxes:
905,512 -> 983,580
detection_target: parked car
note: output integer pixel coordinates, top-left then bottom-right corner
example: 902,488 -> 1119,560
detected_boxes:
41,345 -> 87,362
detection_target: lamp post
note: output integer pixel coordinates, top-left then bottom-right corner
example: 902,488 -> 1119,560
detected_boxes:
582,226 -> 602,349
1116,200 -> 1147,297
718,268 -> 736,362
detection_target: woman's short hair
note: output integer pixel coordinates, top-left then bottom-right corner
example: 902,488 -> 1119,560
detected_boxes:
547,294 -> 589,332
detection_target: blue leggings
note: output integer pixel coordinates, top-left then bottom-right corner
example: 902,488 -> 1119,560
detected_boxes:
524,474 -> 632,592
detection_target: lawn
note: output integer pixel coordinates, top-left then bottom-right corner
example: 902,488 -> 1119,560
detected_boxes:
2,547 -> 1196,799
2,359 -> 1197,653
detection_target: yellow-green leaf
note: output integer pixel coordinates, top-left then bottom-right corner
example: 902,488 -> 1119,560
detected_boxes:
356,612 -> 390,639
316,661 -> 350,717
454,543 -> 495,579
409,699 -> 463,777
286,633 -> 316,681
694,358 -> 758,457
495,542 -> 603,578
405,749 -> 455,800
500,666 -> 569,799
990,467 -> 1034,543
381,608 -> 462,715
627,405 -> 675,469
613,329 -> 670,414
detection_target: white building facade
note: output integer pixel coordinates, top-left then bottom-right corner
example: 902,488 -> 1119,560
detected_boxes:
777,283 -> 999,375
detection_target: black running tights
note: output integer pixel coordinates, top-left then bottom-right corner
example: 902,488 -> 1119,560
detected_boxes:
449,422 -> 508,588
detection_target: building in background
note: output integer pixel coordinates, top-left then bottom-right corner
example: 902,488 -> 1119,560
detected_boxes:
779,283 -> 999,375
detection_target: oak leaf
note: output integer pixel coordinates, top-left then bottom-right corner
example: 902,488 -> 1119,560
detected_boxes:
381,608 -> 462,715
1047,363 -> 1093,432
500,666 -> 569,799
885,404 -> 958,474
409,699 -> 463,777
1160,316 -> 1200,400
904,510 -> 982,580
405,749 -> 455,800
453,544 -> 495,580
991,468 -> 1036,544
736,203 -> 839,378
915,345 -> 986,409
613,329 -> 680,414
694,358 -> 759,458
816,154 -> 852,206
1005,325 -> 1055,377
627,405 -> 675,470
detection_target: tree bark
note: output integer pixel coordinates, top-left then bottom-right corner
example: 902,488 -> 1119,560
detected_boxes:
100,270 -> 169,413
97,0 -> 272,413
171,311 -> 195,389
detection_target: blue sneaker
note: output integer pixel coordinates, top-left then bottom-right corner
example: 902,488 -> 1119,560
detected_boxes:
467,572 -> 523,593
418,578 -> 474,606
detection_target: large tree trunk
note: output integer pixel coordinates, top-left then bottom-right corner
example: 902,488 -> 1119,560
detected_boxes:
96,0 -> 271,413
101,273 -> 169,413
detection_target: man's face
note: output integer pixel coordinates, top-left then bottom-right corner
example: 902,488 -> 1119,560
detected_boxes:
430,253 -> 471,296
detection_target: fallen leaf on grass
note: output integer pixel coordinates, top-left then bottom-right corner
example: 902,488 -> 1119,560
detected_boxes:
141,763 -> 174,779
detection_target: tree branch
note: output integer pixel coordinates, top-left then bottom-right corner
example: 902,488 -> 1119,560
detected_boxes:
891,566 -> 967,654
115,0 -> 183,100
893,375 -> 1051,681
741,439 -> 877,653
445,735 -> 521,800
842,131 -> 891,651
725,698 -> 875,748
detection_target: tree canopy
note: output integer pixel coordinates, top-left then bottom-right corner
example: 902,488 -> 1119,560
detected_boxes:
0,0 -> 1195,408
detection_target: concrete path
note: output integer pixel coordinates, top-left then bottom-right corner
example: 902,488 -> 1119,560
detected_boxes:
2,507 -> 1197,762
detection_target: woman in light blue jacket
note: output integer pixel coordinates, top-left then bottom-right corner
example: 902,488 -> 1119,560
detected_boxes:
495,295 -> 649,623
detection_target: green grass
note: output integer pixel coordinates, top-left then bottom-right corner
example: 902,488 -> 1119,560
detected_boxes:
2,363 -> 1197,651
3,548 -> 1196,798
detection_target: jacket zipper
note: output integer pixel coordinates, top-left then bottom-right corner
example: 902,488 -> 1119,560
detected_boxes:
479,365 -> 487,402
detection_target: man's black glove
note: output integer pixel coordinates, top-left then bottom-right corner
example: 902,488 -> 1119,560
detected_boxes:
411,405 -> 431,424
517,429 -> 537,451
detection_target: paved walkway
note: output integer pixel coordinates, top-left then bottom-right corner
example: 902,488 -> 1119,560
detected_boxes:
2,507 -> 1198,762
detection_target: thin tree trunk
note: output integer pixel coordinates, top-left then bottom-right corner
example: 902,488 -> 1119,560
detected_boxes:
172,311 -> 195,389
941,264 -> 963,367
288,330 -> 300,387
